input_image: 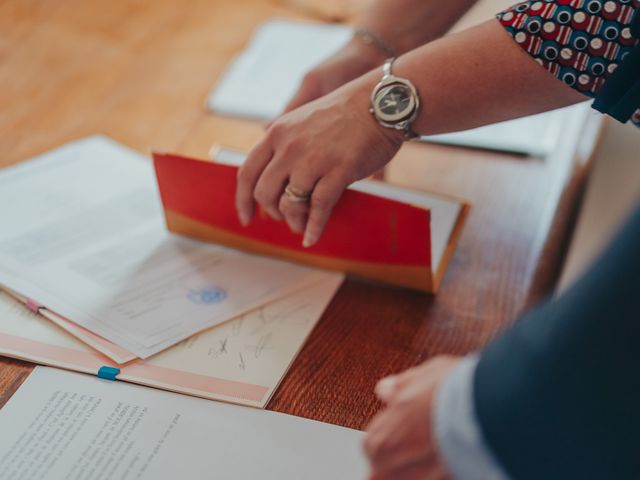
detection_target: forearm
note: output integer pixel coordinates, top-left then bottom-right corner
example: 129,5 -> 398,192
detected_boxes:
282,0 -> 481,113
397,19 -> 585,134
340,19 -> 584,138
240,17 -> 588,244
356,0 -> 479,54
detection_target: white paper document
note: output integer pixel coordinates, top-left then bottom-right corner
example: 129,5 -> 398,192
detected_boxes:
0,136 -> 329,358
0,273 -> 343,407
424,104 -> 588,156
0,367 -> 367,480
208,18 -> 585,156
207,19 -> 352,120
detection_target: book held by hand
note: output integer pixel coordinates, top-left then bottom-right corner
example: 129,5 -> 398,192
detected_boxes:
154,149 -> 470,293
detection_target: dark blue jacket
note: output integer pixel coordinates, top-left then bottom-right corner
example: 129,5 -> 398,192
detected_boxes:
475,205 -> 640,479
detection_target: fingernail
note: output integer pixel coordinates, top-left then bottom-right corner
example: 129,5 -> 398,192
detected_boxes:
238,211 -> 249,227
302,232 -> 316,248
375,377 -> 396,398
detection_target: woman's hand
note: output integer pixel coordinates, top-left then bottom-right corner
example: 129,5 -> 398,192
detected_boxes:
282,38 -> 385,114
236,75 -> 403,247
363,356 -> 462,480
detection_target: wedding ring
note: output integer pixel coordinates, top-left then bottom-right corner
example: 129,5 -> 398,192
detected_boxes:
284,184 -> 312,203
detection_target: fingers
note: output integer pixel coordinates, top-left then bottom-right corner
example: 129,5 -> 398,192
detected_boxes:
236,139 -> 274,225
278,195 -> 308,234
364,396 -> 440,476
375,376 -> 400,403
278,170 -> 318,234
253,158 -> 289,221
371,461 -> 447,480
248,159 -> 346,246
237,129 -> 345,244
303,173 -> 347,248
364,418 -> 427,476
375,368 -> 421,403
375,356 -> 461,404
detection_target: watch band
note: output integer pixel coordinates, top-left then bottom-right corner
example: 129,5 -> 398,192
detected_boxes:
382,57 -> 394,78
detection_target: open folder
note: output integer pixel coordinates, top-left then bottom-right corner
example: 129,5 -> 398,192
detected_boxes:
0,136 -> 336,361
154,151 -> 470,293
0,273 -> 342,408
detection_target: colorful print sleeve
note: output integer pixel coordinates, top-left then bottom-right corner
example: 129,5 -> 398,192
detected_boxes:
497,0 -> 640,127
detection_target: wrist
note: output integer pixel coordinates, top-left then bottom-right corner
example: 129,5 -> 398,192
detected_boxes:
339,71 -> 406,152
368,58 -> 421,141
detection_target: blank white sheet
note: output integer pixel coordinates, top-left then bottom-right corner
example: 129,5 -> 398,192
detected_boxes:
423,104 -> 588,156
207,19 -> 352,120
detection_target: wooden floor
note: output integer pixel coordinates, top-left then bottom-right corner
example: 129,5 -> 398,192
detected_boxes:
0,0 -> 602,429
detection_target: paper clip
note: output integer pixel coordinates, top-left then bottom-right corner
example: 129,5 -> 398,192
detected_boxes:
97,366 -> 121,381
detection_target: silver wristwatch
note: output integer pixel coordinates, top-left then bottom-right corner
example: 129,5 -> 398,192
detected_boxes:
370,58 -> 420,139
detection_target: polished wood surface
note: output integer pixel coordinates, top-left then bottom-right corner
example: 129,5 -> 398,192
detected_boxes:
0,0 -> 602,429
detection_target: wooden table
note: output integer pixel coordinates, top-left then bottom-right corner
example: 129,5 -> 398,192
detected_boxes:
0,0 -> 603,429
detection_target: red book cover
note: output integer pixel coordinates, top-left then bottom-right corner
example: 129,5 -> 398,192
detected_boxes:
153,152 -> 466,292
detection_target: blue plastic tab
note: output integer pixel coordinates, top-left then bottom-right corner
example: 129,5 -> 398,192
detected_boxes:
97,366 -> 121,381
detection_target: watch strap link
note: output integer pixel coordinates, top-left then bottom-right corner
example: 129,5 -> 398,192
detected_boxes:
382,57 -> 394,78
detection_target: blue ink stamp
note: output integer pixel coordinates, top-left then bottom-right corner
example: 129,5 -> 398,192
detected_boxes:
187,287 -> 227,305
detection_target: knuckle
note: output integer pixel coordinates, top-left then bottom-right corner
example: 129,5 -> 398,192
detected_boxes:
268,121 -> 286,140
278,196 -> 297,216
311,193 -> 331,211
279,199 -> 295,215
253,185 -> 270,205
302,70 -> 319,87
336,169 -> 356,186
362,434 -> 383,461
281,138 -> 300,157
237,166 -> 250,183
280,195 -> 307,214
362,435 -> 376,458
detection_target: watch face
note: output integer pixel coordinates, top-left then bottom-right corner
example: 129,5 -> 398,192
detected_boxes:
374,83 -> 416,123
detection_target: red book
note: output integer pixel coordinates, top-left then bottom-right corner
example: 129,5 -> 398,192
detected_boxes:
153,151 -> 470,293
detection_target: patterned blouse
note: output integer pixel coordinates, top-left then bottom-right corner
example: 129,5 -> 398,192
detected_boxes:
497,0 -> 640,127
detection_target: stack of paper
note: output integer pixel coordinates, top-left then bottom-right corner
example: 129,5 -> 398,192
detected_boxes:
0,136 -> 343,407
0,137 -> 362,477
207,18 -> 586,156
208,19 -> 352,120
